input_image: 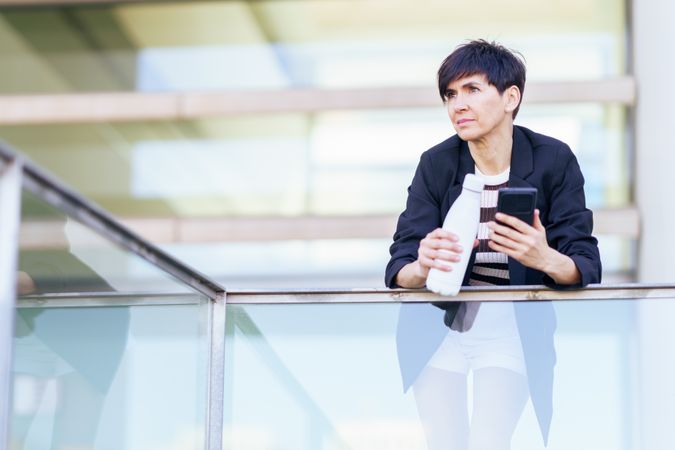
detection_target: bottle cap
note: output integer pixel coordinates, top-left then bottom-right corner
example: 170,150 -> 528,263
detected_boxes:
462,173 -> 484,193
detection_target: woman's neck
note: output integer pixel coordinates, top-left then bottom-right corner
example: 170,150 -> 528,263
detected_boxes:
468,123 -> 513,175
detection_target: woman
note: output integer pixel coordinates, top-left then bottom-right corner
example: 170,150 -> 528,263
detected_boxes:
385,40 -> 601,450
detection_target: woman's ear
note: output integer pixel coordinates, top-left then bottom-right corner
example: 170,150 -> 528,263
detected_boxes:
504,85 -> 521,113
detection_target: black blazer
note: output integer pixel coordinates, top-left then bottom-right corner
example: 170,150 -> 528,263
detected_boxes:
385,125 -> 601,444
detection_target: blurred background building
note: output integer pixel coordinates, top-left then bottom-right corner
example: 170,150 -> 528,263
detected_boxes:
1,0 -> 660,290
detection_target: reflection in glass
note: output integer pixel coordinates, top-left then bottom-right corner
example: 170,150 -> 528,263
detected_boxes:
223,298 -> 644,450
18,190 -> 191,293
12,300 -> 209,450
13,190 -> 210,449
13,303 -> 129,450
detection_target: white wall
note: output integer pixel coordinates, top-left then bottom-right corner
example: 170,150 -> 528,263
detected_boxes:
633,1 -> 675,449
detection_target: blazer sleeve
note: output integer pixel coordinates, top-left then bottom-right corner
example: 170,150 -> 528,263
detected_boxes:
543,147 -> 602,288
385,152 -> 443,288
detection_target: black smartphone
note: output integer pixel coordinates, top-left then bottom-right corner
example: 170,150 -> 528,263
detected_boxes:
496,187 -> 537,226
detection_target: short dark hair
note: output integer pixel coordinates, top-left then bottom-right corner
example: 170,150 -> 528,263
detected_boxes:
437,39 -> 526,118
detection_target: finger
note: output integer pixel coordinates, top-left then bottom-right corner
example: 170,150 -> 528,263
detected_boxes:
432,258 -> 455,272
495,229 -> 533,251
491,221 -> 538,252
488,229 -> 527,253
434,248 -> 462,262
418,255 -> 436,270
427,228 -> 459,242
533,209 -> 545,231
488,239 -> 523,257
438,239 -> 466,252
494,212 -> 532,234
422,240 -> 464,255
420,246 -> 462,265
488,239 -> 511,255
419,253 -> 454,272
420,255 -> 453,272
488,220 -> 524,242
473,239 -> 479,249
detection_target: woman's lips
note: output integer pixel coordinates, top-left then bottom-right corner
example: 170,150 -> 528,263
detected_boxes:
457,118 -> 474,125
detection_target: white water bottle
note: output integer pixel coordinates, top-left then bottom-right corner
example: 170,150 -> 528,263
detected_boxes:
426,173 -> 484,296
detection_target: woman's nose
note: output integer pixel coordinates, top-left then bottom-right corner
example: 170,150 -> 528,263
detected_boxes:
454,100 -> 468,112
451,93 -> 468,111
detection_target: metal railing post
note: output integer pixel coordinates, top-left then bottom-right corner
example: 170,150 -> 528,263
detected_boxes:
206,292 -> 227,450
0,156 -> 22,449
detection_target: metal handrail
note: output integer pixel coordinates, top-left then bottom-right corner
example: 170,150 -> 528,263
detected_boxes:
223,283 -> 675,304
14,282 -> 675,306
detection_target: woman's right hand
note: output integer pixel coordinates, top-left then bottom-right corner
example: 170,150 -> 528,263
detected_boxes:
413,228 -> 468,279
395,228 -> 476,288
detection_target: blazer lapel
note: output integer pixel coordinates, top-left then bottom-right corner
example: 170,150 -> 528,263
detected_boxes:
510,126 -> 535,182
444,139 -> 476,212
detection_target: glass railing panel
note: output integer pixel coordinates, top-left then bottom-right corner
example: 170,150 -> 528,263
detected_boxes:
13,295 -> 209,450
222,294 -> 663,450
12,187 -> 214,450
223,302 -> 419,450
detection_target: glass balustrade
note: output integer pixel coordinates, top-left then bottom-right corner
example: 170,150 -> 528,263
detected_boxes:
13,296 -> 210,450
11,281 -> 675,450
0,144 -> 224,450
221,288 -> 675,450
12,190 -> 212,450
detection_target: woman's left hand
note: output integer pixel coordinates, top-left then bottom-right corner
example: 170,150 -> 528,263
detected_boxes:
487,209 -> 553,272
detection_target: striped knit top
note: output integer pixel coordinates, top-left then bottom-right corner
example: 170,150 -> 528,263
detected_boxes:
469,166 -> 510,286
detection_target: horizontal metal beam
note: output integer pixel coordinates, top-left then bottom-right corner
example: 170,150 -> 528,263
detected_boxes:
17,207 -> 640,248
593,206 -> 640,237
15,283 -> 675,306
17,291 -> 206,308
124,214 -> 397,243
0,78 -> 635,125
0,0 -> 241,5
0,0 -> 161,6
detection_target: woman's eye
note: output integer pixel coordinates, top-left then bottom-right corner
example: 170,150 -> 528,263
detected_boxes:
470,86 -> 480,93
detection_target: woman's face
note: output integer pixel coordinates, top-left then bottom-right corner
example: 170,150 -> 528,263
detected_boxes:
445,74 -> 515,142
